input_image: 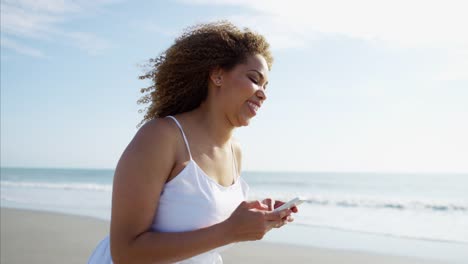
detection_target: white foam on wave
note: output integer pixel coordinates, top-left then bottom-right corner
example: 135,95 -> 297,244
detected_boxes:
248,191 -> 468,243
293,203 -> 468,244
249,191 -> 468,213
2,178 -> 468,244
0,180 -> 112,192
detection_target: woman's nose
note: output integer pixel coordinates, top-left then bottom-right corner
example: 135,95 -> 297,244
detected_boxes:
256,88 -> 267,101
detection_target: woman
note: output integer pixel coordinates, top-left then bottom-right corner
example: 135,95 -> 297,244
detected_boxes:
88,21 -> 297,264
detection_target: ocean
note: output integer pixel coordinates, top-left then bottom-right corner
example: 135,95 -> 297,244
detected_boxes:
1,167 -> 467,262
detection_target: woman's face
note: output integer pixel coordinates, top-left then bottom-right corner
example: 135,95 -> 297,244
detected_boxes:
217,54 -> 269,127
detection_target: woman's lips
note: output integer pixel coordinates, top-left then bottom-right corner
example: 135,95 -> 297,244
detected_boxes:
247,100 -> 260,115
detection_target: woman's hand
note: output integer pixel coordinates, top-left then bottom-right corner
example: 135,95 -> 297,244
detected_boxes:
223,200 -> 292,242
262,198 -> 298,227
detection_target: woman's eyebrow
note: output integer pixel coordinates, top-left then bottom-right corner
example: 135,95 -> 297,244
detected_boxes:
248,69 -> 264,79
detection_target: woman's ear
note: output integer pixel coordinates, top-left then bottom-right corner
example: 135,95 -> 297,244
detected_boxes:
209,67 -> 224,87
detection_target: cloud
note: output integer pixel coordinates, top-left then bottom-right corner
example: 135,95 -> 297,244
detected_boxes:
0,0 -> 119,56
1,37 -> 46,58
223,14 -> 312,50
65,32 -> 111,56
5,0 -> 79,13
182,0 -> 468,80
1,3 -> 61,39
183,0 -> 467,48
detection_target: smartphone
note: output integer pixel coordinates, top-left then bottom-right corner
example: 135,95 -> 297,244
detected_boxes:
273,197 -> 306,212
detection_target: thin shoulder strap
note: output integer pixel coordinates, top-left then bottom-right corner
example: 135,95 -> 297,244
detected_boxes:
166,116 -> 193,160
231,143 -> 239,178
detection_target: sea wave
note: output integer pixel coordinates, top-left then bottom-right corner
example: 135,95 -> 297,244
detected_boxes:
0,181 -> 112,192
249,193 -> 468,213
306,197 -> 468,212
291,221 -> 468,244
3,180 -> 467,213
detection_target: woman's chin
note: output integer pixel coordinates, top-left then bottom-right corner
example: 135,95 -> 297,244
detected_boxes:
238,115 -> 252,127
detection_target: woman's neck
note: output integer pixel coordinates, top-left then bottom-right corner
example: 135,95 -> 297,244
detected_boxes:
183,104 -> 234,148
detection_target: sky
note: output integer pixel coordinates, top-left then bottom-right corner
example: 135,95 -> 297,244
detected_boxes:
1,0 -> 467,173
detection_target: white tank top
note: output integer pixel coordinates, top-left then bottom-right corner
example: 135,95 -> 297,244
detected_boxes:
88,116 -> 249,264
153,116 -> 249,231
153,116 -> 249,263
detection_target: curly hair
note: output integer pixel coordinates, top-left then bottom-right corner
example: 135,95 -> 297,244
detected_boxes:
137,21 -> 273,127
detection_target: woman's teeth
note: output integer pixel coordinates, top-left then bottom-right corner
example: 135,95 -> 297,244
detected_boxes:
248,101 -> 259,112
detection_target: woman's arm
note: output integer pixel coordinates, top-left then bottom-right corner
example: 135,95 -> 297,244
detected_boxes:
109,119 -> 290,264
121,200 -> 288,264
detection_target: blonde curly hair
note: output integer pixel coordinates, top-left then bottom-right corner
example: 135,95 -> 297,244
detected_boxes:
137,21 -> 273,127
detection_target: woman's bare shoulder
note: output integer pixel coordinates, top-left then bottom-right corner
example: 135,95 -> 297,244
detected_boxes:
121,118 -> 180,165
133,118 -> 178,145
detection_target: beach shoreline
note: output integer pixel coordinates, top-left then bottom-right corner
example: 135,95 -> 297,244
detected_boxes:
1,207 -> 453,264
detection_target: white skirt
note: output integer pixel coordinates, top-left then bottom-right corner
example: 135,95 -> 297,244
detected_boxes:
88,236 -> 113,264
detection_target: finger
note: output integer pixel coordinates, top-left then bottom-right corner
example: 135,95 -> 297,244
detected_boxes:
291,206 -> 299,213
275,221 -> 286,228
267,221 -> 284,229
245,200 -> 268,210
269,199 -> 274,211
265,209 -> 291,221
273,200 -> 284,210
262,198 -> 274,211
282,213 -> 295,220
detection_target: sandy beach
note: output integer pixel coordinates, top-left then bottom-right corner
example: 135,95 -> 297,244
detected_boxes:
1,207 -> 449,264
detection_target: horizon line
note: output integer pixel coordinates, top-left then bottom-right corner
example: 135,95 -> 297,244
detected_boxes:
1,166 -> 467,175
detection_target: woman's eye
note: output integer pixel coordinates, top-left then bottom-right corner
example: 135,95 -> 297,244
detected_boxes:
249,77 -> 258,84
